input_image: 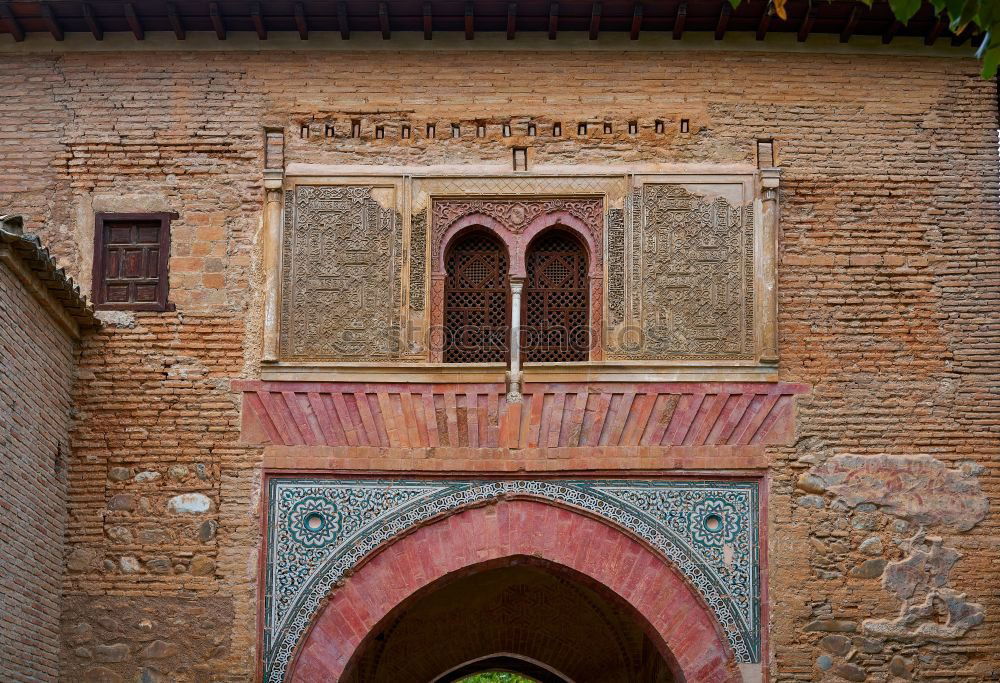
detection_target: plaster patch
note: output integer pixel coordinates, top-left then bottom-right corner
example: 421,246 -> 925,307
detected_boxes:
806,454 -> 988,531
882,533 -> 959,601
166,493 -> 213,515
864,588 -> 984,641
863,532 -> 984,641
95,310 -> 136,328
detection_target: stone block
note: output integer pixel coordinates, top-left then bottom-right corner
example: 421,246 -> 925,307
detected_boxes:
819,634 -> 852,656
804,620 -> 858,633
93,643 -> 129,663
166,493 -> 213,515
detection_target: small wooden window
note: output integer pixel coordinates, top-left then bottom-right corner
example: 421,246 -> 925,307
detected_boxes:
92,213 -> 172,311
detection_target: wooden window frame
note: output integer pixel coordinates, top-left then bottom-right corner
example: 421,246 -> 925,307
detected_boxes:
521,228 -> 590,363
92,212 -> 175,312
443,229 -> 511,364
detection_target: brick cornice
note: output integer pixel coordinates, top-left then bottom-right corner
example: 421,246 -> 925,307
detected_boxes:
236,380 -> 808,450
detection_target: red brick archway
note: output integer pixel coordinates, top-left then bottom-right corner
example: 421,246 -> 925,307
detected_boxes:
288,498 -> 740,682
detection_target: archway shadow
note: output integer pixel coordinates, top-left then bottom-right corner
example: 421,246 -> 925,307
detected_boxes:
342,557 -> 676,683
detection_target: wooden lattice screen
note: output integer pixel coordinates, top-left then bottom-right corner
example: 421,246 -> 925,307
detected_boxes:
522,230 -> 589,362
443,231 -> 510,363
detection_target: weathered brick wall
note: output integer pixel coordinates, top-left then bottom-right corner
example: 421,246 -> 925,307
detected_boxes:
0,260 -> 77,681
0,48 -> 995,681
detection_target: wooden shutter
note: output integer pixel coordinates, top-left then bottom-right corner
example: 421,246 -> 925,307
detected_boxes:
522,230 -> 589,362
93,213 -> 171,311
443,231 -> 510,363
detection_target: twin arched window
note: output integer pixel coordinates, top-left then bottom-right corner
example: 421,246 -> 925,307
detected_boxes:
443,228 -> 589,364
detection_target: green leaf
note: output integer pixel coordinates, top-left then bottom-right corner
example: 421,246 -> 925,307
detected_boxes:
943,0 -> 968,22
978,2 -> 1000,28
889,0 -> 922,24
953,0 -> 979,27
981,45 -> 1000,78
728,0 -> 742,8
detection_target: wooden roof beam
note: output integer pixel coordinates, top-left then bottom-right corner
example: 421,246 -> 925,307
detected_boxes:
167,2 -> 185,39
589,0 -> 601,40
423,1 -> 432,40
40,3 -> 64,41
338,1 -> 350,39
840,4 -> 860,43
925,13 -> 947,45
209,2 -> 225,40
465,1 -> 474,40
250,2 -> 266,40
715,2 -> 731,40
379,1 -> 390,39
294,2 -> 308,39
797,5 -> 818,42
756,10 -> 770,41
82,3 -> 103,40
672,1 -> 686,40
507,2 -> 516,40
0,3 -> 24,42
882,19 -> 901,44
124,3 -> 144,40
630,1 -> 642,40
548,1 -> 558,40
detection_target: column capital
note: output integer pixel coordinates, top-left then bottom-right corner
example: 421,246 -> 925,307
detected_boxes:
264,168 -> 284,192
760,167 -> 781,190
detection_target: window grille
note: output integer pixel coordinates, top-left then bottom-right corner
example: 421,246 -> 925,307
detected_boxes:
522,230 -> 589,362
443,231 -> 510,363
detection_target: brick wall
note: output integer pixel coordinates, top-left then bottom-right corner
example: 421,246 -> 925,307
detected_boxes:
0,259 -> 77,681
0,48 -> 995,681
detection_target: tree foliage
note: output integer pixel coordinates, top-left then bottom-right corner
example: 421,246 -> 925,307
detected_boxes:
732,0 -> 1000,78
457,673 -> 537,683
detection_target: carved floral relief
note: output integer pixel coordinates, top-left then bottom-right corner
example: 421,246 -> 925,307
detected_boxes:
617,184 -> 754,360
279,185 -> 403,360
430,197 -> 605,271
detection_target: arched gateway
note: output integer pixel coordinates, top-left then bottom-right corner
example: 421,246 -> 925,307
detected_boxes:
244,174 -> 806,683
263,480 -> 758,682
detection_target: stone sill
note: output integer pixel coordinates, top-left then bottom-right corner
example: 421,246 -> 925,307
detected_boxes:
259,361 -> 779,384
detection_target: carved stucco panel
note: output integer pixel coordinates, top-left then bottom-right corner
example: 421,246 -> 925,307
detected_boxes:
618,183 -> 755,360
408,209 -> 428,313
279,185 -> 403,360
430,197 -> 605,272
606,207 -> 626,327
